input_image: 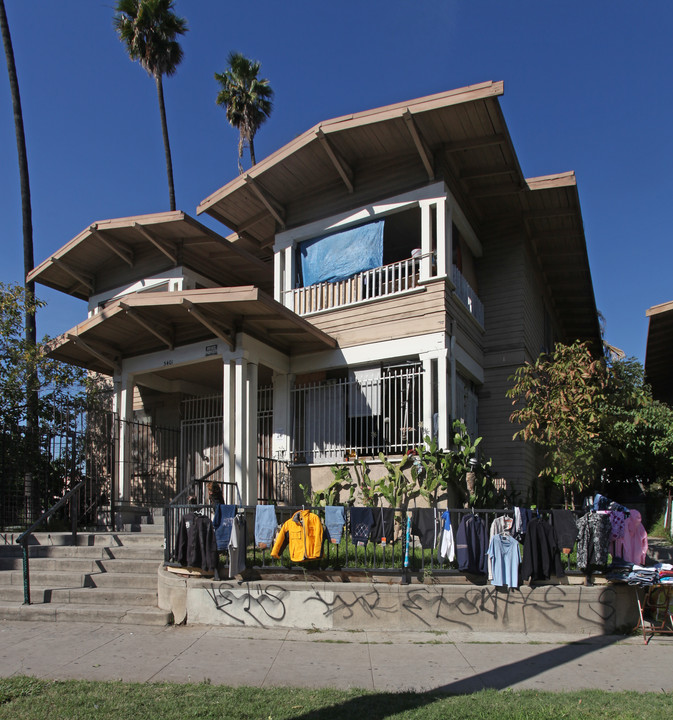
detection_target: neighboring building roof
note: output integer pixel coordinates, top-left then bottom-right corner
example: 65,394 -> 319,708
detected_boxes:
645,300 -> 673,404
45,287 -> 336,374
197,81 -> 601,349
28,211 -> 273,300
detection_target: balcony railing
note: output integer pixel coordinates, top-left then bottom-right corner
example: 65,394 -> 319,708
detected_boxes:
451,265 -> 484,326
289,256 -> 423,315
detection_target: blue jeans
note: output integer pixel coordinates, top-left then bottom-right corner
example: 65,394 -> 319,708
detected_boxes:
255,505 -> 278,548
325,506 -> 346,544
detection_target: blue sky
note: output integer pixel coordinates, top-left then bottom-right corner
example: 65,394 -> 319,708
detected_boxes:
1,1 -> 670,363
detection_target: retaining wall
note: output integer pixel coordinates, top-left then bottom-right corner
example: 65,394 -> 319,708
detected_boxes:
158,568 -> 639,635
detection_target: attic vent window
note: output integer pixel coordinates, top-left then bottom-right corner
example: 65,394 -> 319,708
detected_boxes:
298,219 -> 384,287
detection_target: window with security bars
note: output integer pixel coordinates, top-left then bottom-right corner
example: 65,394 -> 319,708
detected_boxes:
290,361 -> 424,464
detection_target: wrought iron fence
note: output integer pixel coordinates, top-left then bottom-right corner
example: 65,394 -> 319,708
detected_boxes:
163,504 -> 521,576
290,362 -> 424,463
0,407 -> 115,531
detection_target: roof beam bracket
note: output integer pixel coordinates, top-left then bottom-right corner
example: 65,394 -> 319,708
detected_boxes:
316,128 -> 354,193
244,176 -> 286,229
90,224 -> 134,267
181,299 -> 234,350
66,333 -> 120,373
119,302 -> 174,350
133,222 -> 178,265
51,257 -> 94,293
403,109 -> 434,180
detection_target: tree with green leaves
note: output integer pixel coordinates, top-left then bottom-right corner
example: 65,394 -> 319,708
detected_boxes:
113,0 -> 187,211
215,52 -> 274,173
507,341 -> 608,505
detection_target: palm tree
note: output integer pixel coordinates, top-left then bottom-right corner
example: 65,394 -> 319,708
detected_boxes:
113,0 -> 187,211
215,52 -> 274,173
1,0 -> 39,521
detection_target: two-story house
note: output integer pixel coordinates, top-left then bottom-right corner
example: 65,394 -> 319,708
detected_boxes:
28,81 -> 601,512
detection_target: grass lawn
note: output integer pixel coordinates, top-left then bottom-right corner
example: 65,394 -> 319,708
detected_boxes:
0,678 -> 671,720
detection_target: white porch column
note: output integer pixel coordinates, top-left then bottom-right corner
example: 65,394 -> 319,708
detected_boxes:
246,362 -> 259,505
222,359 -> 235,489
435,197 -> 452,280
233,357 -> 249,504
283,245 -> 295,309
272,372 -> 292,461
436,347 -> 451,450
113,373 -> 134,503
421,356 -> 434,445
450,335 -> 457,421
420,201 -> 433,281
273,250 -> 284,303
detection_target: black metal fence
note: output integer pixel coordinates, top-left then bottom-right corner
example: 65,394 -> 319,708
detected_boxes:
1,407 -> 116,531
163,504 -> 514,575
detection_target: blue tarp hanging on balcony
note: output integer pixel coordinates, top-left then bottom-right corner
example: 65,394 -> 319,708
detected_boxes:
299,220 -> 384,286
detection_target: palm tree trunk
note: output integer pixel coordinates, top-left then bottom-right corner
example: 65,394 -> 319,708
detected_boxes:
0,0 -> 39,522
249,137 -> 256,167
154,72 -> 176,211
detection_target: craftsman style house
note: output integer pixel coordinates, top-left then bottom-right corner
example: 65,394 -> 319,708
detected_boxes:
28,81 -> 601,510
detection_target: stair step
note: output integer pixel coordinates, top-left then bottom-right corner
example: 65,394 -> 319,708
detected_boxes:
0,601 -> 172,625
11,545 -> 165,560
87,572 -> 158,590
0,570 -> 90,587
0,585 -> 156,606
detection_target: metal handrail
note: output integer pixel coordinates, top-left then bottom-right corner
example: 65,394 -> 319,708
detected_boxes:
15,479 -> 86,605
168,463 -> 226,506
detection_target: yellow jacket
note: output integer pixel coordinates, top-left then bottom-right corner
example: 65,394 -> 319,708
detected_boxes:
271,509 -> 323,561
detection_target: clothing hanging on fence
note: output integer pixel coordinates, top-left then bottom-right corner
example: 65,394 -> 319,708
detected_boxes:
213,504 -> 237,551
550,509 -> 579,553
613,509 -> 647,565
437,510 -> 455,563
175,512 -> 218,572
488,533 -> 521,588
350,507 -> 374,546
456,513 -> 488,575
411,508 -> 440,549
513,507 -> 532,541
325,506 -> 346,544
370,507 -> 395,545
271,509 -> 323,562
254,505 -> 277,549
576,511 -> 612,571
487,515 -> 514,580
228,514 -> 247,578
521,516 -> 565,581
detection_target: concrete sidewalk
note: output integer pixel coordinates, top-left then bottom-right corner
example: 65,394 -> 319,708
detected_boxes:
1,620 -> 671,693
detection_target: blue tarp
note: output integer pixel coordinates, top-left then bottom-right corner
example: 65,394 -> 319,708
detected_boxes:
299,220 -> 384,286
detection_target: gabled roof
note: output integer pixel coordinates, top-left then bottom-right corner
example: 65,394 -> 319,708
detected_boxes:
45,287 -> 337,374
197,81 -> 601,349
28,211 -> 273,300
645,300 -> 673,403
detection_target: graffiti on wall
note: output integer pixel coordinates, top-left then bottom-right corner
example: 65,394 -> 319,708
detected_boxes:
203,581 -> 618,631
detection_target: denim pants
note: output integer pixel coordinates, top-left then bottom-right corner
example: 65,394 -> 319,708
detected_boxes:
213,504 -> 237,551
255,505 -> 278,548
325,506 -> 346,544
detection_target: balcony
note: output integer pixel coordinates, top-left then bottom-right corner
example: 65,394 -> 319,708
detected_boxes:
289,256 -> 422,315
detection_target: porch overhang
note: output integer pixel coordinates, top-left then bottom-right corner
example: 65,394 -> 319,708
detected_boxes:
197,81 -> 601,350
645,301 -> 673,404
44,287 -> 337,374
27,211 -> 272,300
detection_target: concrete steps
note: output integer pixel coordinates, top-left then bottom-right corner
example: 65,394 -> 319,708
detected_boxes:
0,524 -> 172,626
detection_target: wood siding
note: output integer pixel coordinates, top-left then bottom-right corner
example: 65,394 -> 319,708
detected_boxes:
305,279 -> 447,348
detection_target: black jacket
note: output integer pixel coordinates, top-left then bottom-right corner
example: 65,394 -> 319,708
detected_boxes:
521,517 -> 565,581
456,513 -> 488,574
175,512 -> 219,572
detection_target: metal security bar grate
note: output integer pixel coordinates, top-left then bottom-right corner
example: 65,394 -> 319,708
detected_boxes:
290,362 -> 424,463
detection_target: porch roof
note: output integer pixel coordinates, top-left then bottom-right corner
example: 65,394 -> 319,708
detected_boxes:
645,300 -> 673,403
27,211 -> 272,300
44,287 -> 337,374
197,81 -> 601,349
